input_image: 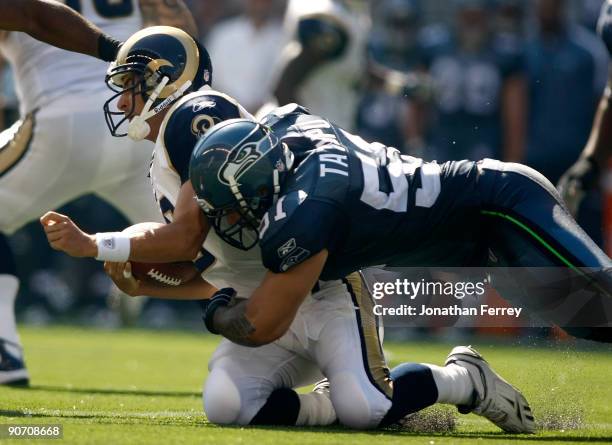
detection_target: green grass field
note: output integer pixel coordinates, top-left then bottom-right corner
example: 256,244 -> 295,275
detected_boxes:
1,326 -> 611,444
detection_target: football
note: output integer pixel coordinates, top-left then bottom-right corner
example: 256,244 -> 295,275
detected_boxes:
122,222 -> 200,286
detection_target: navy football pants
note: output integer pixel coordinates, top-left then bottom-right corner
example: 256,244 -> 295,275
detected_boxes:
476,160 -> 612,341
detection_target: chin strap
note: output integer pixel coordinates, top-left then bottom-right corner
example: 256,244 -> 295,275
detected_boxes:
128,77 -> 192,141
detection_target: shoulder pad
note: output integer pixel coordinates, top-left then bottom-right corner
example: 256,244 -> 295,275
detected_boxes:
161,91 -> 248,182
598,1 -> 612,54
286,148 -> 350,205
260,103 -> 311,127
298,14 -> 349,61
259,191 -> 340,273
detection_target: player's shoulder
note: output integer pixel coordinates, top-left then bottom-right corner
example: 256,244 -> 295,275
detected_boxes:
262,146 -> 349,226
259,186 -> 339,273
260,103 -> 312,128
270,146 -> 350,217
164,88 -> 250,133
258,142 -> 353,272
159,89 -> 251,181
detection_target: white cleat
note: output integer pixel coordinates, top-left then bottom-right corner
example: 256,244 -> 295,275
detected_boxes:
445,345 -> 535,434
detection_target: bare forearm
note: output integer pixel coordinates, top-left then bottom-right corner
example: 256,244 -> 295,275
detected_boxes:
0,0 -> 113,60
139,0 -> 198,37
212,300 -> 260,347
137,276 -> 216,300
274,48 -> 317,105
581,89 -> 612,166
129,222 -> 205,263
502,75 -> 527,162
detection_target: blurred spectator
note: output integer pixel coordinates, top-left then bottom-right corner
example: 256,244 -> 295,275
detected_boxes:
525,0 -> 608,183
205,0 -> 287,113
368,0 -> 424,72
421,0 -> 527,162
356,0 -> 427,152
272,0 -> 370,130
495,0 -> 527,40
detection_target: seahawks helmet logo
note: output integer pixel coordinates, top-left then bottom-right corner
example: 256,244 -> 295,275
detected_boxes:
218,132 -> 275,185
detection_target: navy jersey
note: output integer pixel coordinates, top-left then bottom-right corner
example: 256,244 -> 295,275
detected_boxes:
259,107 -> 484,280
525,25 -> 607,182
421,25 -> 525,161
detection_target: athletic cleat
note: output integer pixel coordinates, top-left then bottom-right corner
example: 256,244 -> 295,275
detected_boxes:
0,338 -> 29,386
312,378 -> 331,396
445,345 -> 535,433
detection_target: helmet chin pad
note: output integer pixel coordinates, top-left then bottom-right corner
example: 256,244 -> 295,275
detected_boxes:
124,77 -> 192,141
128,117 -> 151,141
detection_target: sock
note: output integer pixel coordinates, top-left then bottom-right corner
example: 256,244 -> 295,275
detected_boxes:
379,362 -> 439,427
250,387 -> 336,426
0,274 -> 20,345
426,363 -> 474,406
250,388 -> 300,425
0,233 -> 20,346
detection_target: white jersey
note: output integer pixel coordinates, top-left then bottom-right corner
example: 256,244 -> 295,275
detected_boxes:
149,88 -> 266,296
279,0 -> 369,130
0,0 -> 142,115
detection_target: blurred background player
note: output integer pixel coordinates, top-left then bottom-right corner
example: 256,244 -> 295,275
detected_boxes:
525,0 -> 607,187
206,0 -> 287,113
420,0 -> 527,163
356,0 -> 435,156
0,0 -> 197,386
557,0 -> 612,247
271,0 -> 370,130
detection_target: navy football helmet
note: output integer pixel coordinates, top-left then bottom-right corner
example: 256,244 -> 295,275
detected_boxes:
189,119 -> 294,250
104,26 -> 212,140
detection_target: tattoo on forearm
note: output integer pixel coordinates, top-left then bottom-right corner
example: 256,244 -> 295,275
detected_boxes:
213,300 -> 258,347
139,0 -> 198,37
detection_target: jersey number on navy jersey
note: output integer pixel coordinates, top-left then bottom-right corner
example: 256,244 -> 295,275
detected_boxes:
343,131 -> 441,212
285,115 -> 441,213
62,0 -> 134,18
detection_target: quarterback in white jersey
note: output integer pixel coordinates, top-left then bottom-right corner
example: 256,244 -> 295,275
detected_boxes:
42,27 -> 534,432
272,0 -> 369,130
0,0 -> 197,386
147,86 -> 268,296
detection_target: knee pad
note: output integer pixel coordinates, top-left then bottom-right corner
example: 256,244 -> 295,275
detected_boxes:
330,371 -> 390,429
202,368 -> 242,425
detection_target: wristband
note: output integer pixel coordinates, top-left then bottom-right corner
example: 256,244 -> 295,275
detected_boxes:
95,232 -> 131,262
97,34 -> 122,62
203,288 -> 236,334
